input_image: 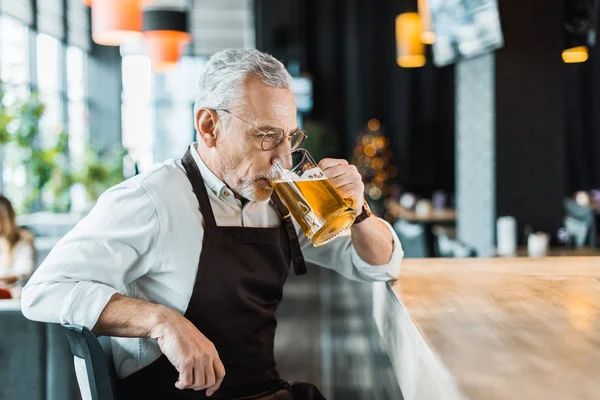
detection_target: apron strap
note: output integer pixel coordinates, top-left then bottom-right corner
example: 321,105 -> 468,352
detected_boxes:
181,148 -> 218,227
271,194 -> 308,276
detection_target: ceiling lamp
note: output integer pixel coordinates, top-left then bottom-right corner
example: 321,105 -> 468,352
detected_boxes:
82,0 -> 144,46
562,46 -> 589,63
143,9 -> 192,73
418,0 -> 435,44
396,13 -> 426,68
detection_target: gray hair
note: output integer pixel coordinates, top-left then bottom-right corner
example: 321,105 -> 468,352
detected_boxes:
193,49 -> 292,117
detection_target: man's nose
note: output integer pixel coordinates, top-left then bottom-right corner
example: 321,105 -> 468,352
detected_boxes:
270,139 -> 293,169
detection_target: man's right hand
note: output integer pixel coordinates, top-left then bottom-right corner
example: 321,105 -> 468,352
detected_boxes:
150,308 -> 226,396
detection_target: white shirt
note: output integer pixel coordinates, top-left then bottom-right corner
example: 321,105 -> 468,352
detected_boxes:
0,238 -> 35,279
0,237 -> 36,299
21,144 -> 403,379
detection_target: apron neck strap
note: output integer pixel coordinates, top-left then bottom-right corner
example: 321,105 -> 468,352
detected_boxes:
271,194 -> 308,276
182,148 -> 217,227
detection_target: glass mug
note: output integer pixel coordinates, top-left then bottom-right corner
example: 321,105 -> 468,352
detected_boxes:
268,149 -> 357,247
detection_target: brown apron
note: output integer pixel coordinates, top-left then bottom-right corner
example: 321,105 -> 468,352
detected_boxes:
118,149 -> 326,400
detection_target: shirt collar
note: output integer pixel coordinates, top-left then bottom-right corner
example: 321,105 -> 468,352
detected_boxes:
189,143 -> 231,198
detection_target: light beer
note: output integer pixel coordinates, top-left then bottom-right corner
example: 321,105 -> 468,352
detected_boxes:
271,173 -> 356,246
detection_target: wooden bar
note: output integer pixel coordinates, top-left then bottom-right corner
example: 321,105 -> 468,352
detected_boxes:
374,257 -> 600,400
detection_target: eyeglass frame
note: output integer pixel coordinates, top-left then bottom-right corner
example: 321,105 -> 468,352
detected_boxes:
214,108 -> 308,151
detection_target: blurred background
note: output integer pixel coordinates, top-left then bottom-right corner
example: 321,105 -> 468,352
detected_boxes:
0,0 -> 599,399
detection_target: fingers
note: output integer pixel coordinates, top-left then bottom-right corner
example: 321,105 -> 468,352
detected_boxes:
192,364 -> 206,390
329,172 -> 359,189
206,357 -> 226,397
175,362 -> 193,390
318,158 -> 348,171
202,358 -> 216,391
324,164 -> 360,187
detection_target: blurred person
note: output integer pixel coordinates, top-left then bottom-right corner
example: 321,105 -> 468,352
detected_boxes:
21,49 -> 403,399
0,195 -> 35,298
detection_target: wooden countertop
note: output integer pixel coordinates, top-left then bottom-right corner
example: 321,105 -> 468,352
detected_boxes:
373,257 -> 600,400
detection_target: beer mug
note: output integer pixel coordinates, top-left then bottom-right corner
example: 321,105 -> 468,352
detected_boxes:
268,149 -> 357,247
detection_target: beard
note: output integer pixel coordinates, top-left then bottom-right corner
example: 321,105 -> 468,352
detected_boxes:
238,179 -> 273,202
218,158 -> 273,202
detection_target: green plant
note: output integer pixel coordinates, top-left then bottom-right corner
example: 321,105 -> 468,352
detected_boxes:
72,145 -> 127,202
0,85 -> 14,145
0,80 -> 127,213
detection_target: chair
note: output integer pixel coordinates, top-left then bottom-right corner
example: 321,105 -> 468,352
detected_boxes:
563,199 -> 597,248
63,324 -> 118,400
393,219 -> 431,258
432,226 -> 477,258
449,241 -> 478,258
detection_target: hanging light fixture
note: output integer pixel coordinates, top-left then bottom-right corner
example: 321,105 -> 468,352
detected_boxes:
143,8 -> 191,73
82,0 -> 144,46
418,0 -> 435,44
396,13 -> 426,68
562,46 -> 589,63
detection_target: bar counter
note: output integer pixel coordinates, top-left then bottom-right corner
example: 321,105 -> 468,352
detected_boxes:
373,257 -> 600,400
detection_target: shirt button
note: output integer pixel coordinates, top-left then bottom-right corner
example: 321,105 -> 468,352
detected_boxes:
224,191 -> 231,197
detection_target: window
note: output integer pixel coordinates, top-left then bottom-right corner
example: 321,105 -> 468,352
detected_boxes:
0,10 -> 91,213
121,55 -> 154,171
121,55 -> 208,171
37,33 -> 64,148
66,46 -> 87,169
0,15 -> 30,209
159,56 -> 206,160
0,15 -> 30,103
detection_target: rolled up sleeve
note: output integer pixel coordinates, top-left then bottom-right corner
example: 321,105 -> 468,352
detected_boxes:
21,182 -> 161,329
349,219 -> 403,280
298,217 -> 403,282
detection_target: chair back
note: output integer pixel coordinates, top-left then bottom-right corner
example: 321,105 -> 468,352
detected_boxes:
432,226 -> 477,258
563,199 -> 596,247
393,220 -> 431,258
63,324 -> 118,400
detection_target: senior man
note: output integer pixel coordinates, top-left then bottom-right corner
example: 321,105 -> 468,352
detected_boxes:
22,49 -> 403,400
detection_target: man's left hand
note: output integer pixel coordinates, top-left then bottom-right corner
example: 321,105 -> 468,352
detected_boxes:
318,158 -> 364,213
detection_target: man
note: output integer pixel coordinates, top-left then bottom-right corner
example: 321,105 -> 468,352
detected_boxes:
22,49 -> 403,399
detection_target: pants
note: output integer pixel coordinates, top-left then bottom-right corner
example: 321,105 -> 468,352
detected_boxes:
243,382 -> 327,400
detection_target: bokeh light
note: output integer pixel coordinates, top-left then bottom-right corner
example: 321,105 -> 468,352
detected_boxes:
364,144 -> 377,157
369,186 -> 383,200
367,118 -> 381,131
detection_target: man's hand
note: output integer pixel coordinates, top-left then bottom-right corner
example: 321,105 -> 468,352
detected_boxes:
150,310 -> 225,396
318,158 -> 364,212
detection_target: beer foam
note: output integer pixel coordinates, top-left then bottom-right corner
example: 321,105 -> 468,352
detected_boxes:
275,167 -> 327,182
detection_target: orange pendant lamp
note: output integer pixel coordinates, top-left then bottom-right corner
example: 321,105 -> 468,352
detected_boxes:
82,0 -> 143,46
562,46 -> 589,63
143,9 -> 191,73
396,13 -> 426,68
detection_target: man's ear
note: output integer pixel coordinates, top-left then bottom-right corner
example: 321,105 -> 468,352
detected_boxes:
195,108 -> 220,148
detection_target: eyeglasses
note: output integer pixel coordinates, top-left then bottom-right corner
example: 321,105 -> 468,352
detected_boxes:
215,109 -> 308,151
